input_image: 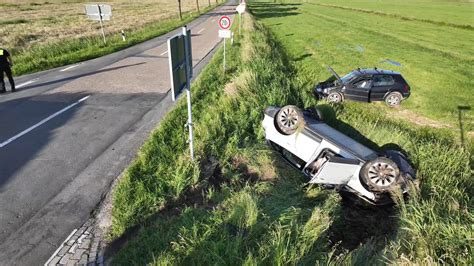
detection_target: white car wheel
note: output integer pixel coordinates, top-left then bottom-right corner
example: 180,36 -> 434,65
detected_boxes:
275,105 -> 304,135
327,92 -> 343,104
385,92 -> 402,107
360,157 -> 400,193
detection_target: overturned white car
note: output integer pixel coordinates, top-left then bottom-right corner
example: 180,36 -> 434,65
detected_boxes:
262,105 -> 416,206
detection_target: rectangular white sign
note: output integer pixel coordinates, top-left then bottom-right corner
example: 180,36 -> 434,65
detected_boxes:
218,30 -> 232,39
236,3 -> 246,14
85,4 -> 112,21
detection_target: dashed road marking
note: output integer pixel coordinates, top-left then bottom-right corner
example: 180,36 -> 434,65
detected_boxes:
160,50 -> 168,56
0,95 -> 90,148
60,64 -> 81,72
197,28 -> 205,34
16,79 -> 38,89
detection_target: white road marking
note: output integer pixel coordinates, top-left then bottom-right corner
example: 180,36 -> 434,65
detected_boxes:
0,95 -> 90,148
197,28 -> 205,34
60,64 -> 81,72
44,229 -> 77,266
160,50 -> 168,56
16,79 -> 38,89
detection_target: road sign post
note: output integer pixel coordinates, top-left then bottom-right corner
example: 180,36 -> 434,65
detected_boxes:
218,16 -> 232,73
168,26 -> 195,160
182,27 -> 194,160
98,5 -> 106,44
236,2 -> 246,35
218,30 -> 231,72
178,0 -> 183,20
85,4 -> 112,45
224,37 -> 226,72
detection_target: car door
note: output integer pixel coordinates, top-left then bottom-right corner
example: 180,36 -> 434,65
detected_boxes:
370,75 -> 395,101
343,78 -> 372,102
308,157 -> 361,185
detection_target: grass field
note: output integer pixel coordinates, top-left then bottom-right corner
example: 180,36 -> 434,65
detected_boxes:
108,5 -> 472,264
314,0 -> 474,29
257,0 -> 473,131
0,0 -> 219,75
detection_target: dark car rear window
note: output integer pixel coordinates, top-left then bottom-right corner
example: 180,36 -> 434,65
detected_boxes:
373,75 -> 395,86
396,75 -> 409,85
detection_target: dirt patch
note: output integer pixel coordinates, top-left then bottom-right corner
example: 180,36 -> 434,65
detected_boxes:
224,81 -> 238,97
390,108 -> 453,129
390,109 -> 474,139
232,155 -> 260,183
326,200 -> 399,254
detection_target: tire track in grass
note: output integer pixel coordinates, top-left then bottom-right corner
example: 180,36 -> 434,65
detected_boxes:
299,8 -> 474,62
310,3 -> 474,31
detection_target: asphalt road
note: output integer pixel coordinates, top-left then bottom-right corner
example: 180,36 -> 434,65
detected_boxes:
0,2 -> 237,264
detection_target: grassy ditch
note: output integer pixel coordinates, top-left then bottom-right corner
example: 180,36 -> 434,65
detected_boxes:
110,10 -> 472,265
8,4 -> 219,76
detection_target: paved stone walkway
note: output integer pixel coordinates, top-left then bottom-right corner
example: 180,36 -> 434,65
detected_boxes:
45,219 -> 103,266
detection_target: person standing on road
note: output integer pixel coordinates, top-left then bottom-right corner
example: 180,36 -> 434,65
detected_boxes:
0,48 -> 15,93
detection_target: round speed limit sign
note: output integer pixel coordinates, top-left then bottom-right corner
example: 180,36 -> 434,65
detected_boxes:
218,16 -> 231,30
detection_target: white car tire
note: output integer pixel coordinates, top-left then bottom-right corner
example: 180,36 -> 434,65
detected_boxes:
275,105 -> 304,135
384,92 -> 403,107
327,92 -> 343,104
360,157 -> 400,193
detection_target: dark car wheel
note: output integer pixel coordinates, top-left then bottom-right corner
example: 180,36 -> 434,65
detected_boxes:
275,105 -> 304,135
360,157 -> 400,193
385,92 -> 403,107
327,92 -> 343,104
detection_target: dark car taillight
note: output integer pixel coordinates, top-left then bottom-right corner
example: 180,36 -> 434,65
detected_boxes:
403,85 -> 410,92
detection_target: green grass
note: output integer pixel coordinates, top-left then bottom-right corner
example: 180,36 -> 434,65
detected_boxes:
0,18 -> 29,25
254,0 -> 474,130
110,9 -> 472,265
313,0 -> 474,29
10,5 -> 219,76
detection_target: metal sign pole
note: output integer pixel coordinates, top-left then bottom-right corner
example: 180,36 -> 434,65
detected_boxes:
223,38 -> 226,73
185,89 -> 194,160
239,13 -> 241,35
97,4 -> 106,45
178,0 -> 183,20
183,27 -> 194,160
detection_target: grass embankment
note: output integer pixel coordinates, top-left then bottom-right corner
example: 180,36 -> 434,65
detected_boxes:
1,1 -> 220,76
110,10 -> 472,265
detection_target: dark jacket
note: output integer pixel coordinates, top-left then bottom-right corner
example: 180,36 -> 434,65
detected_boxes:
0,48 -> 11,68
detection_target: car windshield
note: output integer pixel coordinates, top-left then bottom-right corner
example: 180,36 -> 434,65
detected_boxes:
340,71 -> 358,84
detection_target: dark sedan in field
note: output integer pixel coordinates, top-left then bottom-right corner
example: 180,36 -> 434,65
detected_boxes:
314,67 -> 411,107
